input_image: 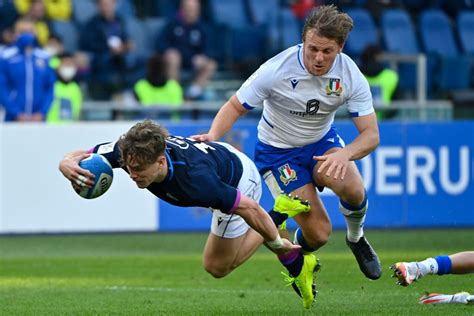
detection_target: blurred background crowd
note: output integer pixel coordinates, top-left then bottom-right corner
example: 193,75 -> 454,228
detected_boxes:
0,0 -> 474,123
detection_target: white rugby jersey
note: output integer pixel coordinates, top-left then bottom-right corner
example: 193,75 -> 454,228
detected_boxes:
236,44 -> 374,148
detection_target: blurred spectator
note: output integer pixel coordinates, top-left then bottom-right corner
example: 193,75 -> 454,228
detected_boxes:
360,44 -> 399,119
288,0 -> 320,21
43,33 -> 63,58
44,0 -> 71,21
0,1 -> 19,46
80,0 -> 136,100
15,0 -> 71,21
161,0 -> 216,100
0,18 -> 55,122
47,52 -> 82,123
20,0 -> 52,46
43,34 -> 91,82
133,54 -> 183,120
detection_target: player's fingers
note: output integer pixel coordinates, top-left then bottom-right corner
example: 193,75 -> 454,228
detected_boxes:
190,134 -> 207,141
340,164 -> 348,180
333,164 -> 342,180
325,163 -> 336,177
313,155 -> 326,161
317,160 -> 329,174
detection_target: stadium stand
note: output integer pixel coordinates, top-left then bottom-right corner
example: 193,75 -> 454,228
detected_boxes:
419,9 -> 471,92
279,8 -> 301,50
457,10 -> 474,55
51,20 -> 79,52
207,0 -> 265,66
72,0 -> 96,24
380,8 -> 420,96
16,0 -> 471,108
344,8 -> 379,59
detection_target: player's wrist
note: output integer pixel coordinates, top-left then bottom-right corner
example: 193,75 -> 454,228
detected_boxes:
267,235 -> 284,250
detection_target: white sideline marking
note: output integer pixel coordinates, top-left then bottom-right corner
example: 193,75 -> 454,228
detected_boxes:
105,285 -> 288,294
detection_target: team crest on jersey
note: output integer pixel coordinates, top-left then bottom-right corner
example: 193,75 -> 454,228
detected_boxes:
278,164 -> 297,186
326,78 -> 342,96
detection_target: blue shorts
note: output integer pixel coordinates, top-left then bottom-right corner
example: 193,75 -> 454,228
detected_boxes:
254,127 -> 344,193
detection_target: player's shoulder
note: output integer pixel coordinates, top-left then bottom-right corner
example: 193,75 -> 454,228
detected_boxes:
33,48 -> 50,60
252,44 -> 303,84
0,46 -> 19,59
336,53 -> 363,73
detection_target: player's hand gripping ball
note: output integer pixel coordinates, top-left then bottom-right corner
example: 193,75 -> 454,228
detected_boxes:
77,154 -> 113,199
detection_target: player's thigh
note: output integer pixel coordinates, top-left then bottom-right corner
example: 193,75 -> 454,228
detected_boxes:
203,232 -> 246,269
313,148 -> 365,203
290,183 -> 332,238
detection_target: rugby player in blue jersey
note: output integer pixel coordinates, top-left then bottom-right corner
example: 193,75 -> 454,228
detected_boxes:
59,119 -> 315,307
193,5 -> 383,306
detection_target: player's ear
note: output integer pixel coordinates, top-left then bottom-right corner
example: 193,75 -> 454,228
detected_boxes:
158,154 -> 166,165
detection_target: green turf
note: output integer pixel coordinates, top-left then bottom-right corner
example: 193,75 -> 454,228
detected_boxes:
1,229 -> 473,315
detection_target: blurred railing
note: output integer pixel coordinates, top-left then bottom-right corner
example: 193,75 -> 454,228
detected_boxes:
380,53 -> 427,106
81,99 -> 452,122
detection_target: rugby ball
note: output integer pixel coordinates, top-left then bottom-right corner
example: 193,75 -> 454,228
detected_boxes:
77,154 -> 114,199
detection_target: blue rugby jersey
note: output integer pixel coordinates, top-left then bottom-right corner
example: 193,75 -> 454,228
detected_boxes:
91,136 -> 244,214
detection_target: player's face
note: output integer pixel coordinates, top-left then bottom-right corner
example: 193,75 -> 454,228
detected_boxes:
302,30 -> 342,76
126,156 -> 166,188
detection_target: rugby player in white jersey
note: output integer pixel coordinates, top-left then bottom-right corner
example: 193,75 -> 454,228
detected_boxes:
193,5 -> 382,306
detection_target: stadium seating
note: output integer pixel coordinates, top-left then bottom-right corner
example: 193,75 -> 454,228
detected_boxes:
344,8 -> 379,58
457,10 -> 474,54
279,8 -> 301,50
246,0 -> 281,58
419,9 -> 470,91
247,0 -> 280,26
143,17 -> 168,55
207,0 -> 250,29
380,9 -> 420,95
381,9 -> 419,54
152,0 -> 179,19
72,0 -> 96,24
125,17 -> 147,59
116,0 -> 136,18
51,20 -> 79,53
207,0 -> 265,64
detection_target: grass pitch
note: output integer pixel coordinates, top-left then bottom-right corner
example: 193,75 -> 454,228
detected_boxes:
1,229 -> 473,315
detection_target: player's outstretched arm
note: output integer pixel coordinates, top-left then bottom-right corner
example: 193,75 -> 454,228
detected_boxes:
59,150 -> 95,189
191,95 -> 248,142
234,195 -> 300,255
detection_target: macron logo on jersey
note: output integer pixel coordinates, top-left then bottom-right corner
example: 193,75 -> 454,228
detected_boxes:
290,79 -> 299,89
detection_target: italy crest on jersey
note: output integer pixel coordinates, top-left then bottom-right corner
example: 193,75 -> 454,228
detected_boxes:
326,78 -> 343,96
278,163 -> 297,186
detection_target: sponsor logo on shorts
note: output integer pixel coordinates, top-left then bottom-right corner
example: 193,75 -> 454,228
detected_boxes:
278,164 -> 297,186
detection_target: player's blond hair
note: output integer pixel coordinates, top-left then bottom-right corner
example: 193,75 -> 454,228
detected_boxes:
118,119 -> 169,166
302,5 -> 353,46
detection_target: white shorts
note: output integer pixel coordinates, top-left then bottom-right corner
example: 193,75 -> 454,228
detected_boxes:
210,143 -> 262,238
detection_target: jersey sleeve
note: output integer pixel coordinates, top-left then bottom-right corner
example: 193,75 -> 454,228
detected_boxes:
89,141 -> 122,168
346,65 -> 374,118
235,62 -> 273,111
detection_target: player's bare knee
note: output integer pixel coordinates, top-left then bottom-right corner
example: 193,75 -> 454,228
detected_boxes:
340,184 -> 366,205
204,264 -> 230,278
305,228 -> 331,249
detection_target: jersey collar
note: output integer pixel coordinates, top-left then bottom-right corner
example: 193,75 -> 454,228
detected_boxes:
164,149 -> 174,181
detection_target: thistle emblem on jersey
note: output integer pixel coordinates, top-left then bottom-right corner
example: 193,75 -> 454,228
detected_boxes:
326,78 -> 342,96
278,164 -> 297,186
